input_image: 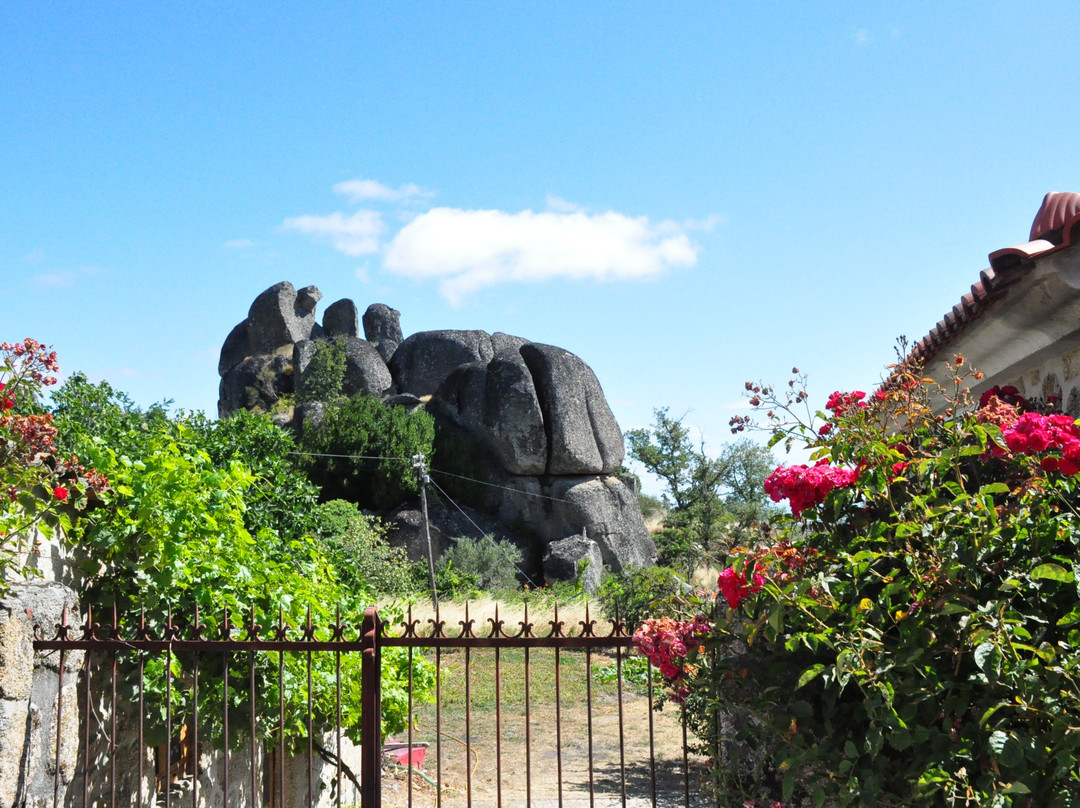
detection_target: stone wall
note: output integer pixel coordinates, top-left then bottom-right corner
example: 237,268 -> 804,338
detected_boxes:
0,582 -> 82,808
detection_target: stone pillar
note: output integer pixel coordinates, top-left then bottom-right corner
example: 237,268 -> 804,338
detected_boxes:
0,582 -> 83,808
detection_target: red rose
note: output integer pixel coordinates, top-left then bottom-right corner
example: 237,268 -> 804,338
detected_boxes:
52,486 -> 68,501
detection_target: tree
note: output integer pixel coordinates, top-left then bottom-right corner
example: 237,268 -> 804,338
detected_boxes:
49,374 -> 433,740
626,408 -> 774,573
298,393 -> 435,510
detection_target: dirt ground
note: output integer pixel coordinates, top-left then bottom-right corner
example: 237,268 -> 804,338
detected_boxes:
378,650 -> 710,808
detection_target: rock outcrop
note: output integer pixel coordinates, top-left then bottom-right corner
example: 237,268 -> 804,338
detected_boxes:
219,282 -> 656,577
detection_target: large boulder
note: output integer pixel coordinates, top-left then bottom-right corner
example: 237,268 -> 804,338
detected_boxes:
547,476 -> 656,572
492,474 -> 656,573
520,343 -> 624,474
323,299 -> 360,339
219,320 -> 250,376
218,351 -> 292,417
390,330 -> 494,398
342,337 -> 393,398
435,355 -> 547,476
246,282 -> 320,354
543,534 -> 604,594
363,304 -> 404,364
217,283 -> 653,577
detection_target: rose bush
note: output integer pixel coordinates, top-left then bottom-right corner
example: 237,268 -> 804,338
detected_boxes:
0,339 -> 107,590
643,359 -> 1080,806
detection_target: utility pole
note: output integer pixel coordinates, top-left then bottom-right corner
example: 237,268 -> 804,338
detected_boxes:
412,453 -> 439,610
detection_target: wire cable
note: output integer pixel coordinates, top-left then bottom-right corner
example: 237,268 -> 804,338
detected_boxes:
426,476 -> 542,589
428,469 -> 571,504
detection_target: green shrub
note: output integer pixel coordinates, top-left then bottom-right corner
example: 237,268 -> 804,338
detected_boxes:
596,565 -> 686,629
312,500 -> 416,596
51,374 -> 433,741
436,534 -> 523,596
298,337 -> 347,403
666,362 -> 1080,806
299,394 -> 435,510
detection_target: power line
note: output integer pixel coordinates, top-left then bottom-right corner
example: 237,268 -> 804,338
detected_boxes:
426,474 -> 541,589
287,451 -> 411,462
428,469 -> 571,504
286,450 -> 573,504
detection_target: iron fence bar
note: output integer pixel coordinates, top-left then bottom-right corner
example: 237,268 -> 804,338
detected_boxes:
494,628 -> 502,808
556,642 -> 564,808
648,660 -> 657,808
524,640 -> 532,808
335,643 -> 341,808
249,649 -> 257,808
111,637 -> 118,808
586,618 -> 595,808
166,636 -> 173,808
138,643 -> 145,808
435,642 -> 443,808
465,642 -> 473,808
306,649 -> 313,808
616,642 -> 627,808
361,606 -> 382,808
222,643 -> 230,808
407,639 -> 415,808
193,648 -> 200,808
681,705 -> 690,808
276,607 -> 285,808
82,643 -> 91,808
53,642 -> 65,808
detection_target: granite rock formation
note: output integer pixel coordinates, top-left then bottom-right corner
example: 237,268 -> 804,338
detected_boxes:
219,281 -> 656,577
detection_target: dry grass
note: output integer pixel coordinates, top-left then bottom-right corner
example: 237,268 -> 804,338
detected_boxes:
377,596 -> 709,808
380,597 -> 612,638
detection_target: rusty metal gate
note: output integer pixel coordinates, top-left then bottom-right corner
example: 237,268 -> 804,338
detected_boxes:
33,603 -> 703,808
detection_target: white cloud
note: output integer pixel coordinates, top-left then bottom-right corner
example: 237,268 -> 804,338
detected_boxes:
281,210 -> 386,256
28,266 -> 102,289
222,238 -> 256,249
853,28 -> 872,46
545,194 -> 584,213
383,207 -> 699,304
333,178 -> 433,203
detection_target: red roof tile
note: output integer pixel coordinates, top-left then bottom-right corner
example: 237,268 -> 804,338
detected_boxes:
907,193 -> 1080,368
1030,191 -> 1080,241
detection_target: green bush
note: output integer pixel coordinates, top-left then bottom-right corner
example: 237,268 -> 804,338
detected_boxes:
435,534 -> 523,597
312,500 -> 416,596
51,375 -> 433,741
299,393 -> 435,510
298,337 -> 347,403
596,564 -> 687,630
668,363 -> 1080,806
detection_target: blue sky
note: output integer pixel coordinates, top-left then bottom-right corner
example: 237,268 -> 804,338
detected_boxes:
4,3 -> 1080,491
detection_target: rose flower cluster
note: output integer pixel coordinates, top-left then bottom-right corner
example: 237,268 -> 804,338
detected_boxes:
717,565 -> 764,609
999,411 -> 1080,475
633,615 -> 713,702
764,460 -> 860,519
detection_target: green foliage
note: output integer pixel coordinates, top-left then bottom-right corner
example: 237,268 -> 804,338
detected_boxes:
311,500 -> 417,596
637,492 -> 666,520
187,408 -> 320,542
435,534 -> 523,597
0,345 -> 104,591
682,363 -> 1080,806
298,337 -> 347,404
627,409 -> 775,575
51,372 -> 172,459
299,394 -> 435,510
52,375 -> 432,742
596,565 -> 686,630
